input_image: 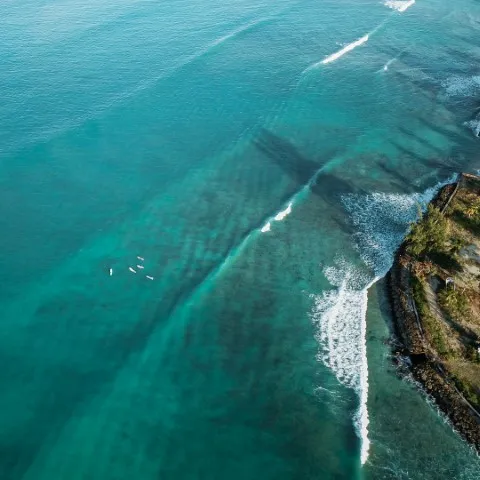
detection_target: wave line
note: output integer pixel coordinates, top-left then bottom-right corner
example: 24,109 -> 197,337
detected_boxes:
322,34 -> 370,65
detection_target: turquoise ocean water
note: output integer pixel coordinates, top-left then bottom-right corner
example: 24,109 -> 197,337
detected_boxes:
1,0 -> 480,478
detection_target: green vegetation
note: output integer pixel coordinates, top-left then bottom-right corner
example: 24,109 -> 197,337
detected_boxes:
403,175 -> 480,415
411,276 -> 452,359
407,205 -> 450,258
438,287 -> 470,320
401,178 -> 480,433
449,182 -> 480,236
451,372 -> 480,410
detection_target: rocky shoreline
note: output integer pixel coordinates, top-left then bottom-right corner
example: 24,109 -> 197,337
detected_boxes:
387,176 -> 480,452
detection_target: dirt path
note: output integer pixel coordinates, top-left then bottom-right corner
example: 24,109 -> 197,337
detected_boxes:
425,277 -> 445,323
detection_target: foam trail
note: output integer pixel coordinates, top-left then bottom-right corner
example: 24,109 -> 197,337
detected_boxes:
311,260 -> 376,464
384,0 -> 415,12
209,18 -> 270,48
382,57 -> 396,72
377,44 -> 412,73
358,278 -> 378,465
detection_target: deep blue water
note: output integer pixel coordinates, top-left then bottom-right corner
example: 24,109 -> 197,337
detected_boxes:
1,0 -> 480,478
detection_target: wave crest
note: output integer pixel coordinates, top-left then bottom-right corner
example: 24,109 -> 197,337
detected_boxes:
384,0 -> 416,12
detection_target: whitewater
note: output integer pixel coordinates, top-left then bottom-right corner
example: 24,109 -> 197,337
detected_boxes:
311,175 -> 458,465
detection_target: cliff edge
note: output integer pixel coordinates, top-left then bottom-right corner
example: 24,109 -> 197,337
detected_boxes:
388,173 -> 480,451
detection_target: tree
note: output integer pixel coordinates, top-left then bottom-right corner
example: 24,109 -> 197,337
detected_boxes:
406,205 -> 449,257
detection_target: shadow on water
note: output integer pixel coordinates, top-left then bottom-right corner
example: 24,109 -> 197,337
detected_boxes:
447,34 -> 480,54
391,69 -> 442,97
396,126 -> 446,157
418,117 -> 470,144
254,129 -> 357,233
445,46 -> 480,68
376,161 -> 416,193
254,128 -> 321,185
390,140 -> 431,163
311,173 -> 370,235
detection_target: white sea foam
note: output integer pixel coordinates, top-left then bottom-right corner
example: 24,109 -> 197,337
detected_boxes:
464,119 -> 480,137
342,175 -> 457,276
259,202 -> 293,233
261,222 -> 271,233
384,0 -> 416,13
311,260 -> 375,464
303,33 -> 370,72
442,75 -> 480,97
274,202 -> 293,221
311,176 -> 457,465
322,34 -> 369,66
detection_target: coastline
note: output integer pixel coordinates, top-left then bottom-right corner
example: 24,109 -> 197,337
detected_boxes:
387,174 -> 480,452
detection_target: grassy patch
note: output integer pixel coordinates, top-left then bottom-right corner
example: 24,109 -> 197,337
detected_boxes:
438,287 -> 470,320
449,190 -> 480,237
411,275 -> 453,359
451,372 -> 480,411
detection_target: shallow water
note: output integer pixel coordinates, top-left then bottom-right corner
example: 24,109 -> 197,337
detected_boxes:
1,0 -> 480,478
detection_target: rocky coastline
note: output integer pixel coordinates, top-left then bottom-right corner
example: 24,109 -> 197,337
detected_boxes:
387,175 -> 480,452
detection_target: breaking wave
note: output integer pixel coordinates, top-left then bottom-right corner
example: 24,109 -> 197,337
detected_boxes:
311,175 -> 457,465
305,34 -> 370,71
384,0 -> 416,13
274,202 -> 293,221
260,201 -> 294,233
321,34 -> 370,65
303,20 -> 388,72
342,175 -> 458,276
311,260 -> 375,464
261,221 -> 271,233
